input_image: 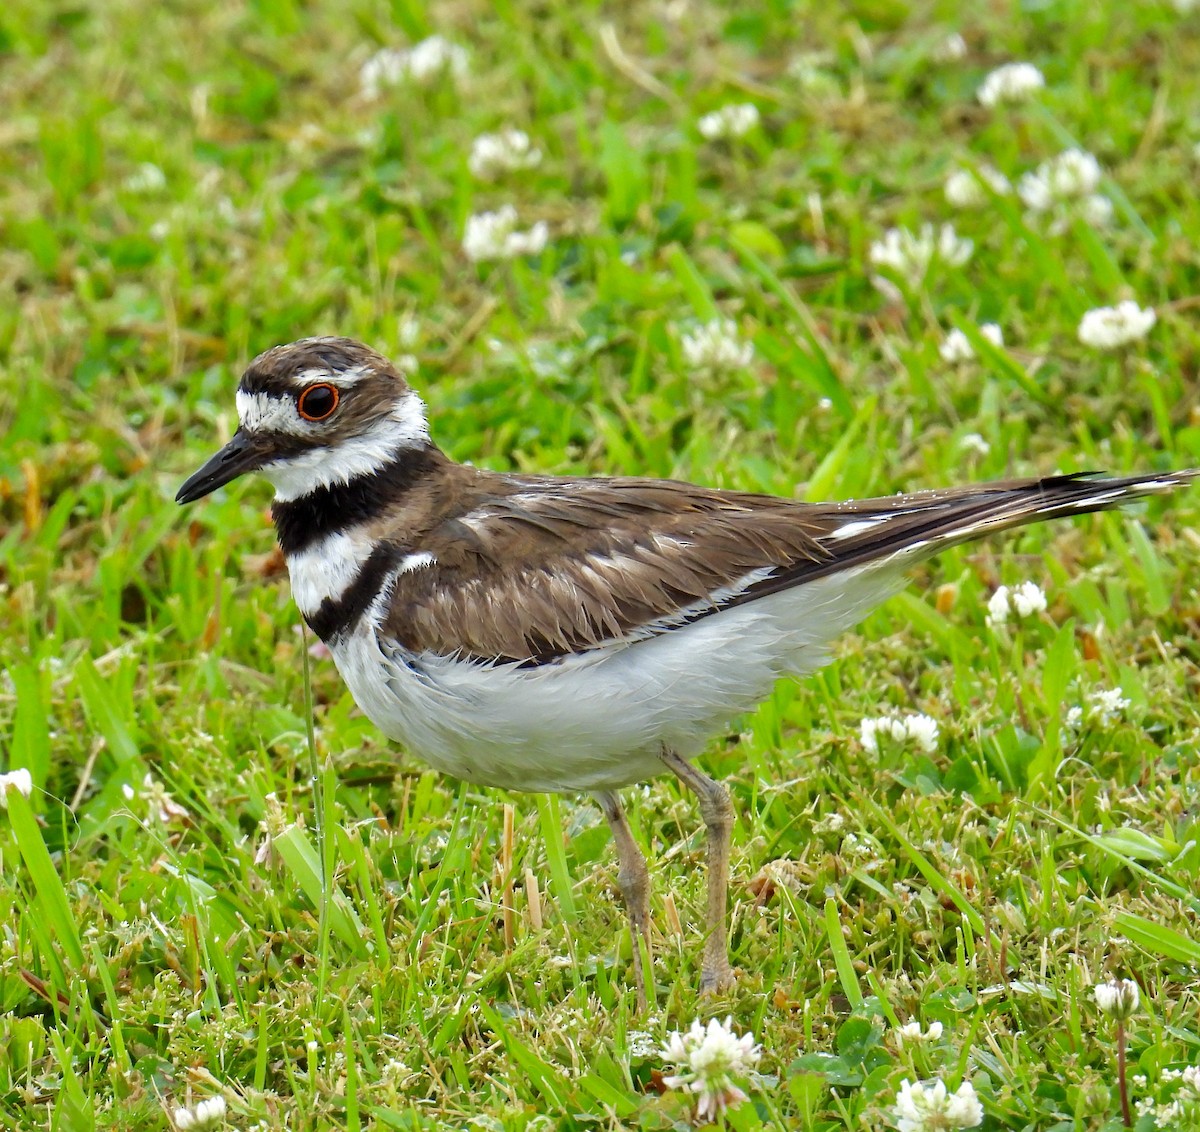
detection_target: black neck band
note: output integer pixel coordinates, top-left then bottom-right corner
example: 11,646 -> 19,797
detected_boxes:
302,543 -> 401,642
270,445 -> 440,555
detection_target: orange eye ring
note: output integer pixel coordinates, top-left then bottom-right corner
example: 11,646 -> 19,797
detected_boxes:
297,383 -> 340,421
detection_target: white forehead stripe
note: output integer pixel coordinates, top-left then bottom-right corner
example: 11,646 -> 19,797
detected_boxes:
263,391 -> 431,502
236,390 -> 307,435
292,365 -> 369,389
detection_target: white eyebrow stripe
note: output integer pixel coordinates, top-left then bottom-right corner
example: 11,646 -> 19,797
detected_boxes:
290,364 -> 370,389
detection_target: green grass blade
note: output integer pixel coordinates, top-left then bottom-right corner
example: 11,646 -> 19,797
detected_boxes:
822,896 -> 864,1009
273,825 -> 367,954
536,793 -> 577,922
802,396 -> 877,502
864,799 -> 986,936
479,1003 -> 571,1108
729,236 -> 851,419
6,790 -> 84,969
74,655 -> 139,767
1114,911 -> 1200,965
1032,806 -> 1200,914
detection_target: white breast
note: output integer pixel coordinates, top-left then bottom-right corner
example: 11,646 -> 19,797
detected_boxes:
285,530 -> 377,618
325,557 -> 911,793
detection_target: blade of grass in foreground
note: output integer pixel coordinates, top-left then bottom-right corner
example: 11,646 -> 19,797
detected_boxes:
823,896 -> 864,1009
536,793 -> 577,922
273,825 -> 368,954
947,311 -> 1049,405
1114,911 -> 1200,965
6,789 -> 85,969
48,1023 -> 94,1132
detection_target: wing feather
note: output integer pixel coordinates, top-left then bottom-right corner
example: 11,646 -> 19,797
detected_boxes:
378,470 -> 1195,664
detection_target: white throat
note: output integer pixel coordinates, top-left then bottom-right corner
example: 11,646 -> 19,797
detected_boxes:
261,392 -> 430,501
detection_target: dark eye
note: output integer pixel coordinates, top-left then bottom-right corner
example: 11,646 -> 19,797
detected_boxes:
297,383 -> 339,421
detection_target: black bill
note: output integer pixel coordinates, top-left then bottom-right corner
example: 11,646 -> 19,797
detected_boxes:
176,429 -> 268,504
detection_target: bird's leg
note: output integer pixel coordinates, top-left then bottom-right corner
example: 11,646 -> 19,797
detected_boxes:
594,789 -> 652,1012
659,748 -> 735,994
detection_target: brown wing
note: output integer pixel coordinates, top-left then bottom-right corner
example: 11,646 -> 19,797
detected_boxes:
379,469 -> 1196,665
380,473 -> 833,663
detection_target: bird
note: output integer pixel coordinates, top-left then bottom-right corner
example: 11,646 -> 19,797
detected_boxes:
176,335 -> 1196,1006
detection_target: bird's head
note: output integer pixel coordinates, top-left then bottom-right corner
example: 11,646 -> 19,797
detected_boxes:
176,337 -> 428,504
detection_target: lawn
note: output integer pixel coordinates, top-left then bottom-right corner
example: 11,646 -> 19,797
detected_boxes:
2,0 -> 1200,1128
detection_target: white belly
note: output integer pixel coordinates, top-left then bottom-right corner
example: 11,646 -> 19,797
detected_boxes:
327,560 -> 908,793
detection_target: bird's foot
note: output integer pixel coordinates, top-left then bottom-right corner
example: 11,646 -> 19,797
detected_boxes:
699,959 -> 737,995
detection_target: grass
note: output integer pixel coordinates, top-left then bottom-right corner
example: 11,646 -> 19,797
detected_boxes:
2,0 -> 1200,1128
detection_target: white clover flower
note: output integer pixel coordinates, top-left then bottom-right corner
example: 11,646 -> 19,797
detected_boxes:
661,1016 -> 760,1122
1078,301 -> 1156,350
985,589 -> 1011,626
860,714 -> 940,754
462,206 -> 548,262
977,62 -> 1045,107
939,323 -> 1002,364
396,35 -> 469,83
679,319 -> 754,374
1018,150 -> 1112,234
628,1029 -> 660,1059
944,165 -> 1010,209
468,128 -> 543,180
124,163 -> 168,193
1010,581 -> 1047,617
869,224 -> 973,295
813,812 -> 846,834
959,433 -> 991,456
697,103 -> 760,140
1093,977 -> 1140,1020
1134,1096 -> 1157,1120
895,1020 -> 944,1045
0,768 -> 33,807
360,37 -> 468,97
1018,149 -> 1102,209
895,1021 -> 924,1044
397,312 -> 420,348
903,714 -> 941,753
360,48 -> 410,97
172,1095 -> 226,1128
895,1078 -> 984,1131
1080,193 -> 1114,227
932,33 -> 968,63
1088,687 -> 1131,726
841,831 -> 882,864
986,581 -> 1047,628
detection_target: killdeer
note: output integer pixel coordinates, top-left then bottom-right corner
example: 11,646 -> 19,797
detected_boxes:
177,336 -> 1196,1004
